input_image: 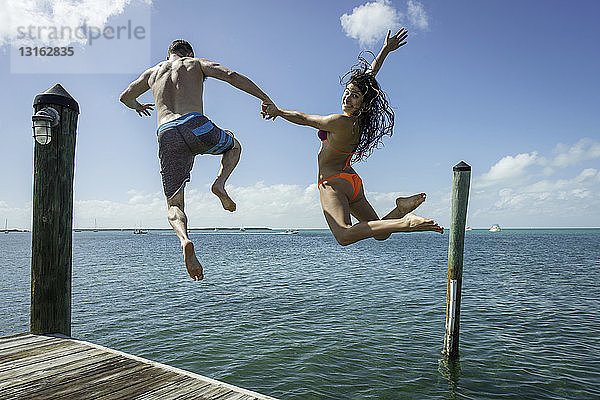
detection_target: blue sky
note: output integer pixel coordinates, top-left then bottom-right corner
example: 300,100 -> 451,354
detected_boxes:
0,0 -> 599,229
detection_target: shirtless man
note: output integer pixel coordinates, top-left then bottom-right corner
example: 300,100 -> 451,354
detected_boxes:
120,39 -> 274,281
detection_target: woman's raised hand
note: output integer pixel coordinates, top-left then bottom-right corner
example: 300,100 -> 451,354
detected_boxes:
383,28 -> 408,53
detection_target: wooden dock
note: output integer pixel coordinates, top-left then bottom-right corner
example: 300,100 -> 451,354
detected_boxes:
0,333 -> 278,400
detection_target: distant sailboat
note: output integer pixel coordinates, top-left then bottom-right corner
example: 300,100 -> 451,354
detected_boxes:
489,224 -> 501,232
133,222 -> 147,235
93,218 -> 98,232
4,218 -> 8,234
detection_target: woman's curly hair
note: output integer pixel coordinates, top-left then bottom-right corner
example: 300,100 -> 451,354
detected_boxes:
340,52 -> 395,163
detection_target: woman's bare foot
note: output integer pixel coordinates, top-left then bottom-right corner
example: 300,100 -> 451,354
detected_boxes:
401,212 -> 444,234
211,181 -> 236,212
385,193 -> 427,219
374,194 -> 428,240
183,241 -> 203,280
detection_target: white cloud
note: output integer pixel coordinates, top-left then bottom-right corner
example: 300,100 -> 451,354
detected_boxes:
407,0 -> 429,30
522,168 -> 599,194
126,189 -> 160,205
2,182 -> 447,230
0,0 -> 151,46
551,138 -> 600,168
575,168 -> 600,183
476,138 -> 600,189
463,138 -> 600,227
0,201 -> 32,230
71,182 -> 324,230
341,0 -> 402,48
476,152 -> 539,187
340,0 -> 430,48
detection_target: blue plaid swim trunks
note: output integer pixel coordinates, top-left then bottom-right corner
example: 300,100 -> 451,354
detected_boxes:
157,112 -> 234,199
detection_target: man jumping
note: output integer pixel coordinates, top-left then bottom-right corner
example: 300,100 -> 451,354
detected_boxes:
120,39 -> 274,281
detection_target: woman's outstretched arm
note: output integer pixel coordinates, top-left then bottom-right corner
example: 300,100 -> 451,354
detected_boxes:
261,103 -> 351,132
369,28 -> 408,77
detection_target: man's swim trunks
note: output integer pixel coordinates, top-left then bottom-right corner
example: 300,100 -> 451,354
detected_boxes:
157,112 -> 234,199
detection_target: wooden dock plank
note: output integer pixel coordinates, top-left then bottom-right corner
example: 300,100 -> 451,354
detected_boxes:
0,334 -> 56,351
130,376 -> 196,400
218,393 -> 260,400
0,349 -> 105,393
138,378 -> 214,400
216,393 -> 248,400
217,393 -> 256,400
35,361 -> 154,399
0,348 -> 118,388
195,384 -> 240,399
0,334 -> 278,400
0,333 -> 37,344
0,345 -> 98,375
0,337 -> 79,361
92,367 -> 183,400
69,337 -> 280,400
0,352 -> 130,396
0,338 -> 61,357
0,354 -> 122,393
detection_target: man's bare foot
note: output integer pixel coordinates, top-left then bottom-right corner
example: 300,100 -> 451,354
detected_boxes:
183,241 -> 203,280
211,182 -> 236,212
401,212 -> 444,234
385,193 -> 427,219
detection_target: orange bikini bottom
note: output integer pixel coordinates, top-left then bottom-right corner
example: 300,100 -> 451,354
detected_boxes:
318,172 -> 363,201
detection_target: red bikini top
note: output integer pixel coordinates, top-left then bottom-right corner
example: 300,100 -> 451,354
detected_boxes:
317,130 -> 361,169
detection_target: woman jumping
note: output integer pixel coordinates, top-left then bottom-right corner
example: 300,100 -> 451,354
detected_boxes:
262,28 -> 443,245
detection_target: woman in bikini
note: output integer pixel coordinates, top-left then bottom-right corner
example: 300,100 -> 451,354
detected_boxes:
262,28 -> 443,245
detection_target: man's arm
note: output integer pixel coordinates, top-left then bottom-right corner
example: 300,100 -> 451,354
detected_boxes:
369,28 -> 408,77
119,69 -> 155,117
199,59 -> 273,104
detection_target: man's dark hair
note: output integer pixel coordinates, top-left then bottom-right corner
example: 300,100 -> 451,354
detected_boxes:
168,39 -> 194,57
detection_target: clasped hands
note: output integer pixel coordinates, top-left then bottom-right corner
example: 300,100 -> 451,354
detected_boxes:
261,101 -> 279,120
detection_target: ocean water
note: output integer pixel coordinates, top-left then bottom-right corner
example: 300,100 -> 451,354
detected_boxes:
1,229 -> 599,399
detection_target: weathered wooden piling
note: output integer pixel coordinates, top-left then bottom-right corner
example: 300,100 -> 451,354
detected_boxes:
30,84 -> 79,336
442,161 -> 471,359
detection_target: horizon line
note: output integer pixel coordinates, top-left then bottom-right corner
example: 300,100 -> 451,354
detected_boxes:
3,226 -> 600,233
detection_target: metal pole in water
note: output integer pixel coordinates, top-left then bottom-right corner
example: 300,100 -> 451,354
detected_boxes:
30,84 -> 79,336
443,161 -> 471,359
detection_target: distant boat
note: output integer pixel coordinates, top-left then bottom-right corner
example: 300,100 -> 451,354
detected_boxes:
133,222 -> 147,234
465,226 -> 472,231
489,224 -> 501,232
93,218 -> 98,232
240,227 -> 246,232
4,218 -> 8,234
283,229 -> 299,235
213,228 -> 218,232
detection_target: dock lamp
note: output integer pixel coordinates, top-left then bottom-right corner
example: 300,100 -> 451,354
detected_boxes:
30,84 -> 79,336
32,107 -> 60,145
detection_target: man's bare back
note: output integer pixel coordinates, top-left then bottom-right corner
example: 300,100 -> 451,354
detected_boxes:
148,58 -> 206,126
124,54 -> 272,128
